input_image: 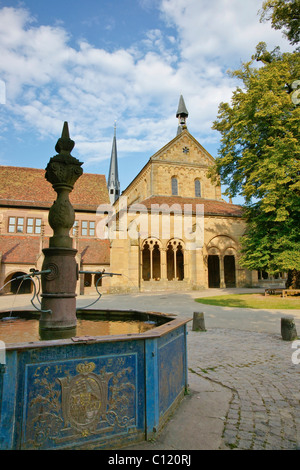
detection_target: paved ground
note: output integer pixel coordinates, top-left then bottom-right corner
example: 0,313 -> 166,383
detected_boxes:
1,288 -> 300,450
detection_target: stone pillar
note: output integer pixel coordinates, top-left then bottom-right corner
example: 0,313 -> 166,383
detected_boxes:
149,245 -> 153,280
173,246 -> 177,280
220,255 -> 225,288
192,312 -> 206,332
39,122 -> 83,338
281,316 -> 298,341
161,248 -> 167,280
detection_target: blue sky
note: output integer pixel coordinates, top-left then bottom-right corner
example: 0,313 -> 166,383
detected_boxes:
0,0 -> 293,203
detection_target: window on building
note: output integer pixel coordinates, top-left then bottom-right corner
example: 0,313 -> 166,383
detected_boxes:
167,240 -> 184,281
35,218 -> 42,234
17,218 -> 24,232
142,239 -> 161,281
16,218 -> 24,232
142,241 -> 151,281
8,217 -> 25,233
82,221 -> 88,236
94,272 -> 103,287
89,221 -> 95,236
171,177 -> 178,196
8,217 -> 16,233
195,179 -> 201,197
26,218 -> 42,234
81,221 -> 95,237
72,220 -> 79,236
84,273 -> 92,287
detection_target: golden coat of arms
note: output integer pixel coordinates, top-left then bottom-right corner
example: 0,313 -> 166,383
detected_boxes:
59,362 -> 113,436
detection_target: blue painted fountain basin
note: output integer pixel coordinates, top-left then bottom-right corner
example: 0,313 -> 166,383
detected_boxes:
0,309 -> 190,450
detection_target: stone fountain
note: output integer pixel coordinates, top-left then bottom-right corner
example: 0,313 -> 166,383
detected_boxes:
39,122 -> 82,338
0,123 -> 190,450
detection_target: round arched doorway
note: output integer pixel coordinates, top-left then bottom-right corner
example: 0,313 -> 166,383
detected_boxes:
4,272 -> 32,294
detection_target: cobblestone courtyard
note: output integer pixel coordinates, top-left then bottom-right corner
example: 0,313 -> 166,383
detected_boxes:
188,327 -> 300,450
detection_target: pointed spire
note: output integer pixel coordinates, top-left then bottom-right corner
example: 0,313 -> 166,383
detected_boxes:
176,95 -> 189,118
108,121 -> 120,205
176,95 -> 189,135
55,121 -> 75,156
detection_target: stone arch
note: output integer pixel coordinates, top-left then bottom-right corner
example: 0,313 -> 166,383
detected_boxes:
207,246 -> 221,256
166,239 -> 185,281
3,271 -> 33,294
207,234 -> 238,254
142,238 -> 162,281
206,235 -> 238,288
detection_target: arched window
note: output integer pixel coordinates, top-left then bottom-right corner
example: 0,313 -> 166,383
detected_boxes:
142,241 -> 151,281
176,243 -> 184,280
195,179 -> 201,197
142,239 -> 161,281
166,240 -> 184,281
171,177 -> 178,196
152,242 -> 161,280
167,243 -> 174,280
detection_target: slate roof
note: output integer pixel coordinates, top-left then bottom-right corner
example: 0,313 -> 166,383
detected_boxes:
137,196 -> 243,217
176,95 -> 189,117
0,166 -> 109,211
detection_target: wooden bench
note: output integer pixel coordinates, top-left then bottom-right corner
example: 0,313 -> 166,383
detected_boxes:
282,289 -> 300,297
265,288 -> 284,296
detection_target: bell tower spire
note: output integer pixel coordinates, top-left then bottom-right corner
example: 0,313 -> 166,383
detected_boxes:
176,95 -> 189,135
107,121 -> 120,205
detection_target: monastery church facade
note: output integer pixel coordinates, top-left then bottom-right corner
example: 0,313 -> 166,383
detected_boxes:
0,97 -> 263,295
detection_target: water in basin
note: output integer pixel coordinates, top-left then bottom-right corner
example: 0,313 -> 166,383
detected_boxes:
0,310 -> 170,344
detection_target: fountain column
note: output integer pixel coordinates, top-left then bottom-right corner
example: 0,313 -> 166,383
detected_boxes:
39,122 -> 83,337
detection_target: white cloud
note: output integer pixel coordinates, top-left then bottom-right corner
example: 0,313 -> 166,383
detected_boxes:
159,0 -> 293,65
0,1 -> 294,168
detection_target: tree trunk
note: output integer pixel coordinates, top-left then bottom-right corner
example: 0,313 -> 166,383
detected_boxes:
286,270 -> 300,289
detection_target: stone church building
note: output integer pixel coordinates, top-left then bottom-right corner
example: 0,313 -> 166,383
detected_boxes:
0,96 -> 280,296
108,96 -> 254,292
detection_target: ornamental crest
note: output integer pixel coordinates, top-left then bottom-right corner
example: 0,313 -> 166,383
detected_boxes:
58,362 -> 113,436
23,355 -> 137,449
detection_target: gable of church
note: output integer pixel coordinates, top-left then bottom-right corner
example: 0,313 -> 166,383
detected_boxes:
151,130 -> 214,167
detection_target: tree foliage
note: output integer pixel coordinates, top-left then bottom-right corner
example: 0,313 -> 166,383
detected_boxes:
260,0 -> 300,46
211,44 -> 300,279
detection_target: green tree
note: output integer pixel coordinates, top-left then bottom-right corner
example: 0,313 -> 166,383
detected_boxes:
211,45 -> 300,285
260,0 -> 300,46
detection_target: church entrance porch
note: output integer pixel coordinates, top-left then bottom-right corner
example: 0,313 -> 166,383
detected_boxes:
207,254 -> 237,289
224,255 -> 236,288
208,255 -> 220,288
